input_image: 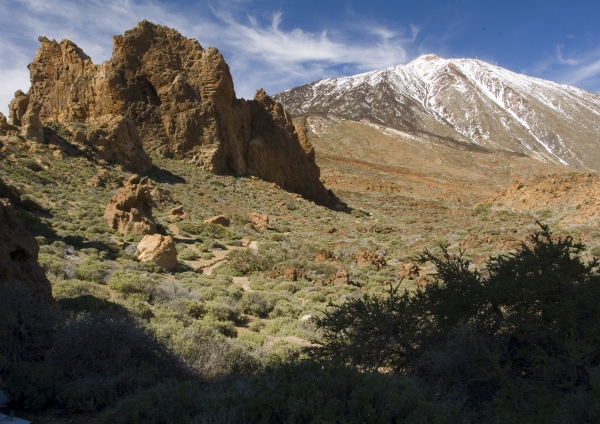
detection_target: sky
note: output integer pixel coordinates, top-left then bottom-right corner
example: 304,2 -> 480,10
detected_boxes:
1,0 -> 600,116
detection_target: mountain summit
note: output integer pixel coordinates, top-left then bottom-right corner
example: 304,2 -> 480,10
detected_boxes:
274,54 -> 600,170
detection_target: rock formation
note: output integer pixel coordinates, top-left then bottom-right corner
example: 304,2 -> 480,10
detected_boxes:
204,215 -> 230,226
355,250 -> 387,270
136,234 -> 177,271
330,268 -> 350,285
104,175 -> 157,235
0,198 -> 54,305
247,213 -> 269,231
11,20 -> 338,206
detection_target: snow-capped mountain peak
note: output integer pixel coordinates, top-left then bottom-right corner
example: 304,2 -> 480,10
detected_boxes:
274,55 -> 600,170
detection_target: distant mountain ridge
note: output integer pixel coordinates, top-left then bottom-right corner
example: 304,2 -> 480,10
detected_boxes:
274,54 -> 600,171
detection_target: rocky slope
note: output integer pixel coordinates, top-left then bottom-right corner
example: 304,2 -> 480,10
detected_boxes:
274,54 -> 600,171
8,21 -> 336,206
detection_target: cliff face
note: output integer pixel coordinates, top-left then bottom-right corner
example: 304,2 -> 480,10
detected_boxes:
13,20 -> 336,206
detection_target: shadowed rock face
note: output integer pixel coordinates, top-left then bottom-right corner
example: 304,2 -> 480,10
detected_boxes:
0,199 -> 55,306
14,20 -> 337,206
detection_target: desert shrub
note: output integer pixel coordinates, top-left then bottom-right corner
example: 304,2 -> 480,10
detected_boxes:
240,292 -> 277,318
47,311 -> 186,412
177,247 -> 197,261
106,271 -> 158,301
315,224 -> 600,420
178,221 -> 233,239
74,253 -> 112,283
205,299 -> 241,323
0,282 -> 58,363
4,361 -> 63,410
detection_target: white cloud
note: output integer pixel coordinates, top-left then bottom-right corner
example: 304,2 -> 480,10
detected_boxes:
526,44 -> 600,94
0,0 -> 418,113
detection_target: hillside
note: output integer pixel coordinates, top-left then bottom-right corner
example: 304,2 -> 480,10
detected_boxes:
275,54 -> 600,170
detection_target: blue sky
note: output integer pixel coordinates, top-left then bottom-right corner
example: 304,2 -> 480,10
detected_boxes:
1,0 -> 600,115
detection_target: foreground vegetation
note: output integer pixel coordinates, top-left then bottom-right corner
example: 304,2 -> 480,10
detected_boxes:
1,140 -> 600,422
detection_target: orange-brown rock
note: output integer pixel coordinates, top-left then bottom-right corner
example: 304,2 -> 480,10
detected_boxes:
104,175 -> 157,235
248,212 -> 269,230
330,268 -> 350,285
265,266 -> 306,281
314,249 -> 336,263
137,234 -> 177,271
13,21 -> 338,205
204,215 -> 229,226
355,250 -> 386,269
397,261 -> 419,280
0,112 -> 11,133
168,206 -> 189,220
0,198 -> 55,305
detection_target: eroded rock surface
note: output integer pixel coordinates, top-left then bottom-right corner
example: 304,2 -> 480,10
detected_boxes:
247,212 -> 269,231
12,20 -> 337,205
0,198 -> 54,305
355,250 -> 387,270
137,234 -> 177,271
104,175 -> 157,235
204,215 -> 230,226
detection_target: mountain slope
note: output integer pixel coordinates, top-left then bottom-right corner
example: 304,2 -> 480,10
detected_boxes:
274,54 -> 600,170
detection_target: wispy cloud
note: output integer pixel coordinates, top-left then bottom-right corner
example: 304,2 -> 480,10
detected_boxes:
527,43 -> 600,93
0,0 -> 418,114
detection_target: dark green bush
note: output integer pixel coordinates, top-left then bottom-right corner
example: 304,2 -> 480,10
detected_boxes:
315,224 -> 600,420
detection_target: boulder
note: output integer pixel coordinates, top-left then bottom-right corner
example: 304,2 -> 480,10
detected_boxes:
397,261 -> 419,280
265,266 -> 305,282
104,175 -> 157,235
248,212 -> 268,230
137,234 -> 177,271
314,249 -> 335,263
204,215 -> 230,226
330,268 -> 350,285
169,206 -> 190,220
0,198 -> 55,305
355,250 -> 386,270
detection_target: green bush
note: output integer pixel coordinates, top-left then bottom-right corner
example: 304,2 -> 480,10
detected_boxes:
4,362 -> 63,410
315,224 -> 600,420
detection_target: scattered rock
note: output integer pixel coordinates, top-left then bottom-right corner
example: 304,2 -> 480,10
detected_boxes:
52,149 -> 67,160
169,206 -> 190,220
87,170 -> 107,187
248,212 -> 269,230
397,261 -> 419,280
325,227 -> 337,234
0,198 -> 55,305
330,268 -> 350,285
241,238 -> 252,247
314,249 -> 336,263
355,249 -> 387,269
265,267 -> 305,282
104,175 -> 157,235
137,234 -> 177,271
204,215 -> 230,226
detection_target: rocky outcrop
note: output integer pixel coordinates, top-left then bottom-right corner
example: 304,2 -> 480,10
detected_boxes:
355,250 -> 386,270
0,198 -> 54,305
104,175 -> 157,235
204,215 -> 230,226
397,262 -> 419,280
137,234 -> 177,271
247,213 -> 269,231
330,268 -> 350,285
12,21 -> 337,205
169,206 -> 189,220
